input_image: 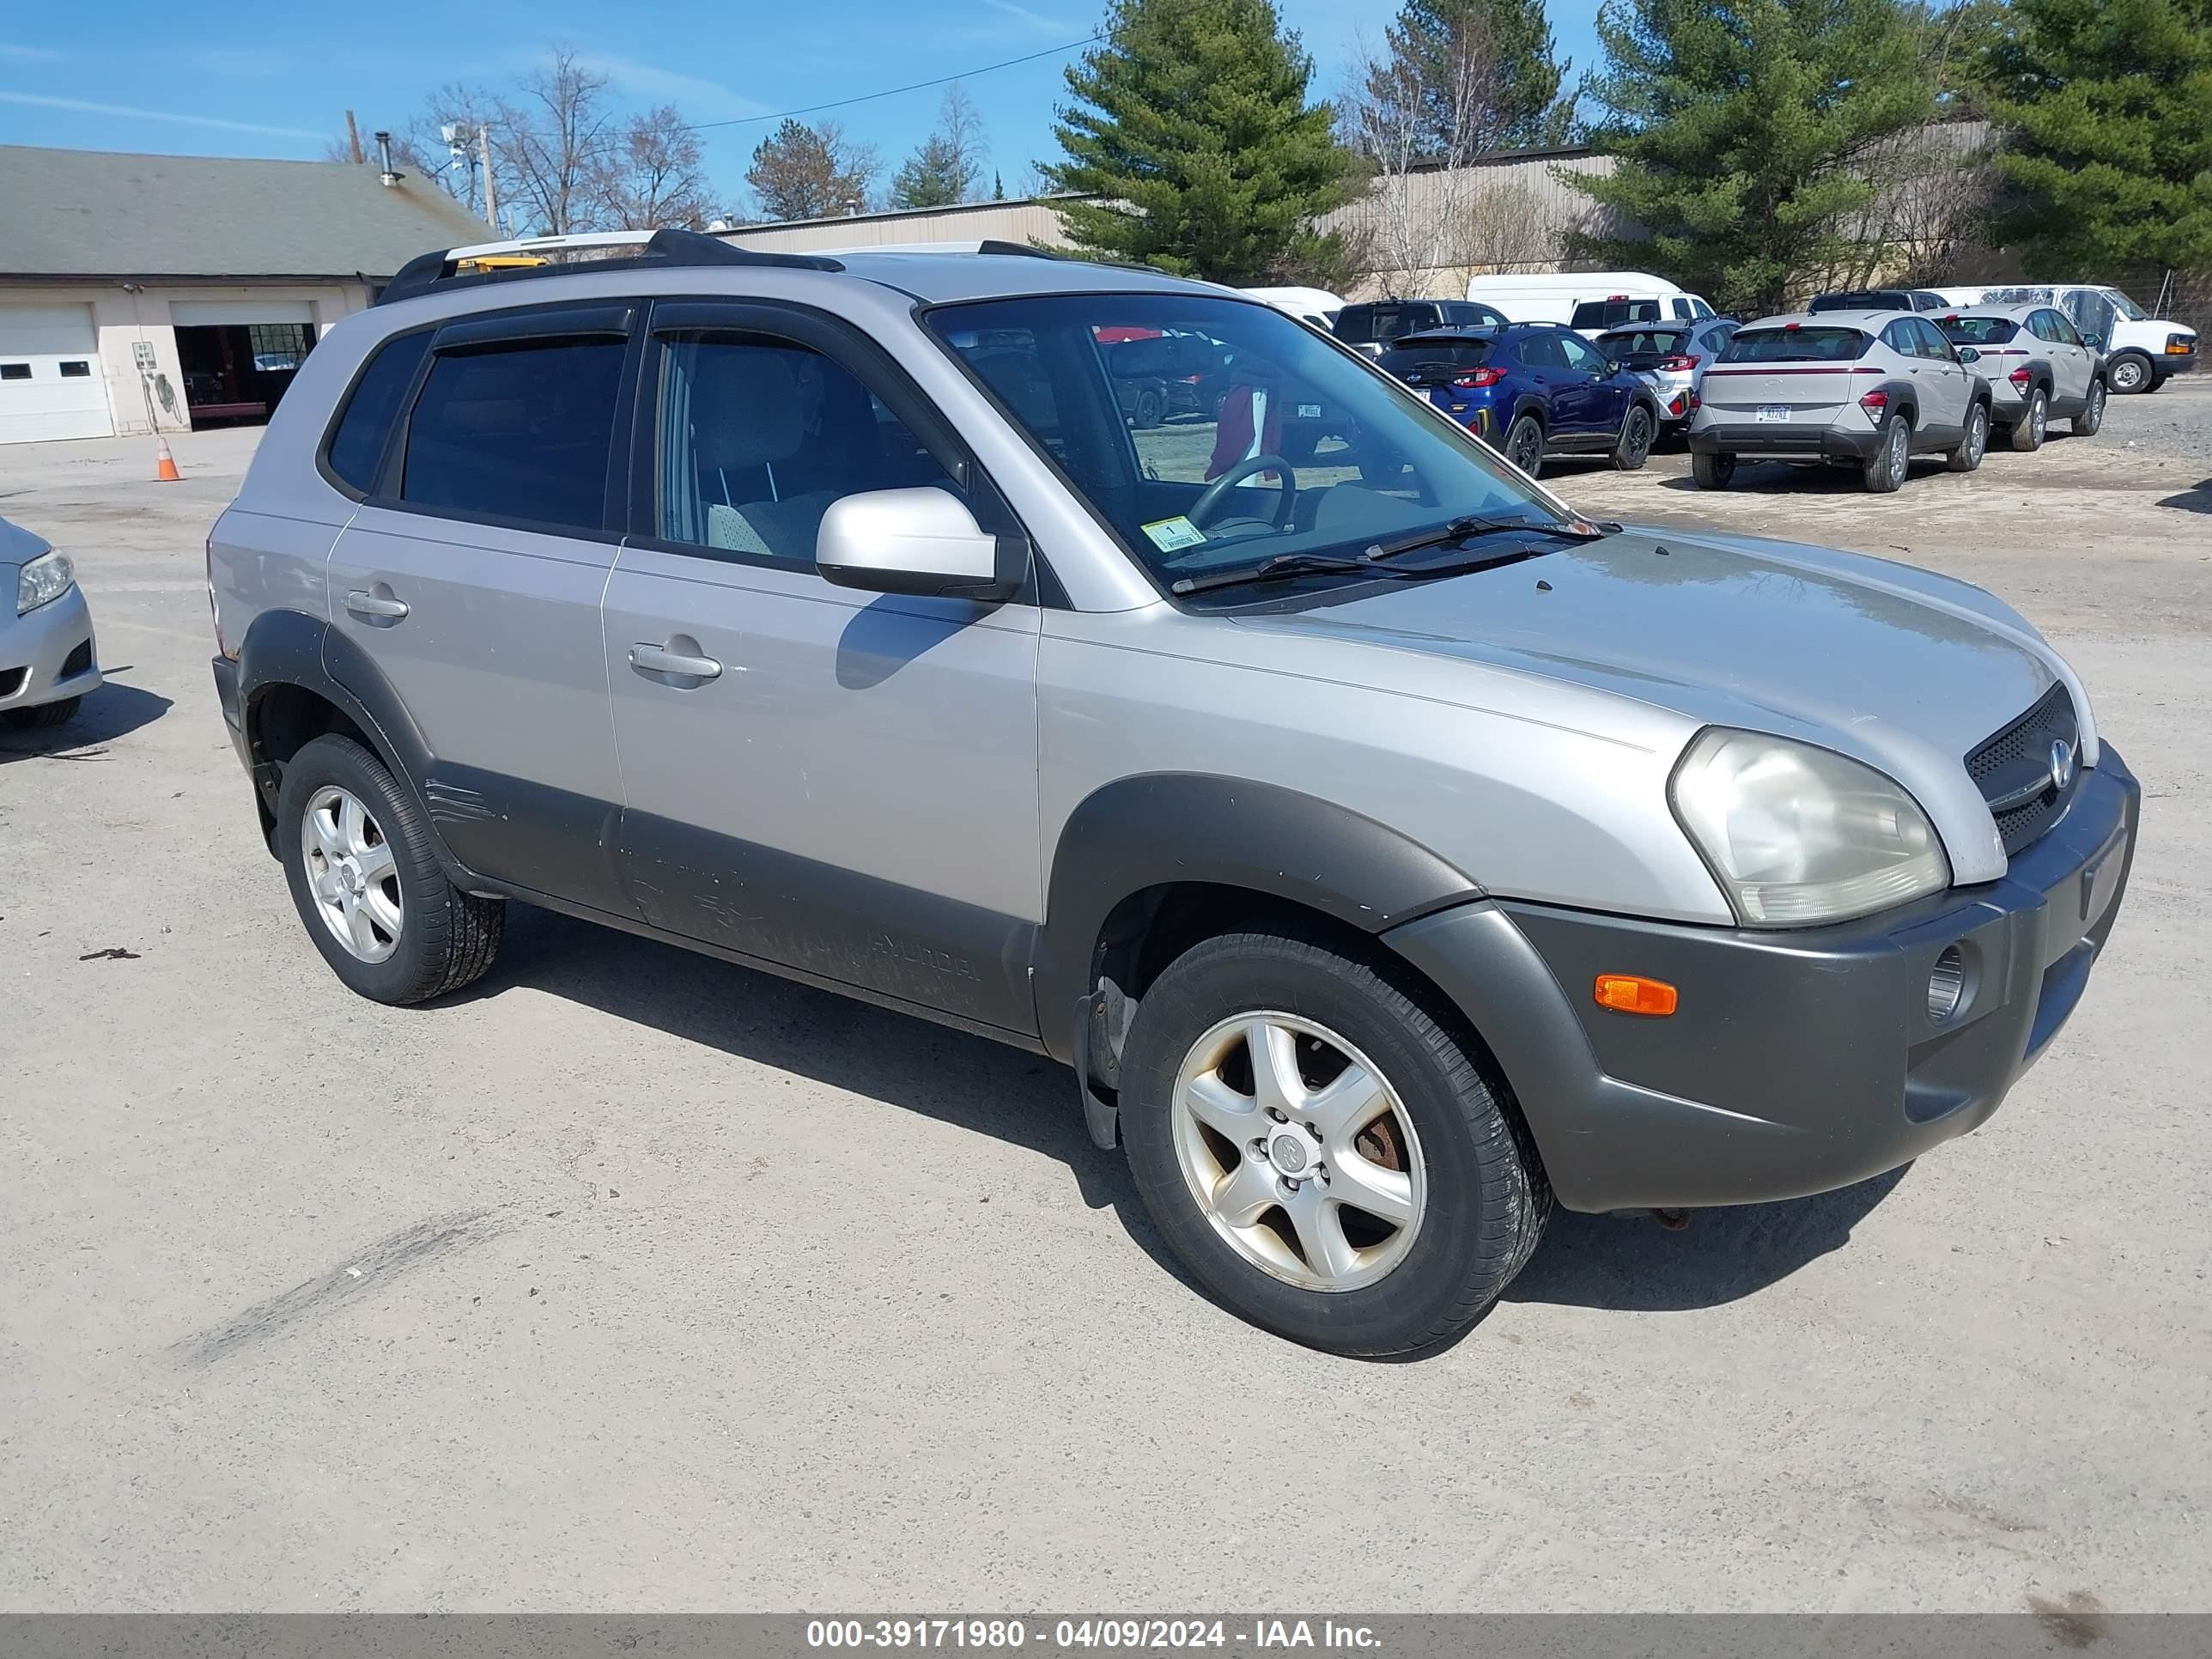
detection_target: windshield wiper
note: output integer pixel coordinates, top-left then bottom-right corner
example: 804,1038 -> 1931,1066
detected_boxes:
1171,543 -> 1560,598
1363,514 -> 1605,563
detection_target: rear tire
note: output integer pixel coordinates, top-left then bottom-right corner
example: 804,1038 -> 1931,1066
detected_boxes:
276,732 -> 504,1006
1612,404 -> 1656,471
1863,412 -> 1910,492
1132,387 -> 1164,430
2072,379 -> 2107,435
1691,450 -> 1735,489
1948,401 -> 1989,471
1119,929 -> 1550,1358
2009,386 -> 2047,452
1504,414 -> 1545,478
3,696 -> 80,729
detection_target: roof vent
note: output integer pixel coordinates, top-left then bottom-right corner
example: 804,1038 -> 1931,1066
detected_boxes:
374,131 -> 403,187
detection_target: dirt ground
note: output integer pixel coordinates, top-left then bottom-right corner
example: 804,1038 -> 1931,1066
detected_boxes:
3,377 -> 2208,1614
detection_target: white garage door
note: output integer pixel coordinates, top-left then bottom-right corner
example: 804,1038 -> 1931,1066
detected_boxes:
0,304 -> 114,444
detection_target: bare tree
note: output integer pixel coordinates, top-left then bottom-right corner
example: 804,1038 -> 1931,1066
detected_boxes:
1343,16 -> 1505,295
325,82 -> 507,222
495,47 -> 618,234
592,104 -> 714,229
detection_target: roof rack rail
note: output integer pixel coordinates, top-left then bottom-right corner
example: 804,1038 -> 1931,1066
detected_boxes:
375,227 -> 843,307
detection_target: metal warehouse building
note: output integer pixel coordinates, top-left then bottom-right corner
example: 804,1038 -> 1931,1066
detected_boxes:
0,144 -> 487,446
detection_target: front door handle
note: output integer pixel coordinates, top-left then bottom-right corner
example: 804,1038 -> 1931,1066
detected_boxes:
630,641 -> 723,681
344,589 -> 409,621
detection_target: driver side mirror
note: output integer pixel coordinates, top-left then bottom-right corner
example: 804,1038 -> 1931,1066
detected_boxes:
816,487 -> 1022,605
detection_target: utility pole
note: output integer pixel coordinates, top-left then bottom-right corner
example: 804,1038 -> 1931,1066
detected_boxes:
344,109 -> 364,165
478,124 -> 498,232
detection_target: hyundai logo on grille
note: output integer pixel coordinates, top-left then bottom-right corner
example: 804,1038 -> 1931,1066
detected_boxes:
2049,738 -> 2077,795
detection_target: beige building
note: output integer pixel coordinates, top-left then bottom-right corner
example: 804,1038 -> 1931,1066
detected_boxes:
1,144 -> 488,445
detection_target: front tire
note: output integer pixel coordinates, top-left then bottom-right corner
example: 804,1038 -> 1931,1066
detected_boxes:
1863,413 -> 1910,492
1948,401 -> 1989,472
3,696 -> 80,729
2009,386 -> 2048,452
2109,353 -> 2151,395
1691,449 -> 1735,489
1503,414 -> 1545,478
276,733 -> 503,1005
1132,387 -> 1164,430
1612,404 -> 1655,471
1119,929 -> 1550,1358
2073,379 -> 2107,435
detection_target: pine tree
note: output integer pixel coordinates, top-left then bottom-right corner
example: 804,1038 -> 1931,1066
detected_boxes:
1043,0 -> 1362,283
1565,0 -> 1937,313
1985,0 -> 2212,274
1389,0 -> 1578,153
747,119 -> 878,222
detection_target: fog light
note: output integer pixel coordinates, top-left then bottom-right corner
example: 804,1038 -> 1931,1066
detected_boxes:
1927,945 -> 1966,1023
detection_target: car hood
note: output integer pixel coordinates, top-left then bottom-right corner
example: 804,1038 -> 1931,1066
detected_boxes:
1227,525 -> 2096,878
0,514 -> 49,573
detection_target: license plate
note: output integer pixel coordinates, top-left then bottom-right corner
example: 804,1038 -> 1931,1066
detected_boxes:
1755,404 -> 1790,423
1297,403 -> 1322,419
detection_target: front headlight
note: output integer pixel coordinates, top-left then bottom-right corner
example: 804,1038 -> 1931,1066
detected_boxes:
16,550 -> 74,616
1669,728 -> 1950,927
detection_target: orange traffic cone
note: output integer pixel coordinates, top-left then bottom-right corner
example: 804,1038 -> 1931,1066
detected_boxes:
154,436 -> 182,483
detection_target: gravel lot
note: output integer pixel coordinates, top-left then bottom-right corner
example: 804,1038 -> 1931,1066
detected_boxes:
3,377 -> 2208,1615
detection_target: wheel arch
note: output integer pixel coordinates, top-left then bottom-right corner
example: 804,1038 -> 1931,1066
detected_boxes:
1037,775 -> 1484,1145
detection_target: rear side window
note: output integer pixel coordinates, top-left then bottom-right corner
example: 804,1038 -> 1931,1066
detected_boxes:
1335,304 -> 1434,347
1720,327 -> 1869,363
1571,298 -> 1662,331
398,339 -> 626,532
326,331 -> 431,494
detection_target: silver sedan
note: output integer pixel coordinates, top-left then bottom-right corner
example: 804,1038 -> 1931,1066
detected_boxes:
1,514 -> 100,729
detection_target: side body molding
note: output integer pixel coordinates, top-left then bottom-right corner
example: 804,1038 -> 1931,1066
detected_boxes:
1033,773 -> 1485,1064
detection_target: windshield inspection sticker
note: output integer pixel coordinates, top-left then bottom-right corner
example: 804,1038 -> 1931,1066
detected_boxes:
1141,515 -> 1208,552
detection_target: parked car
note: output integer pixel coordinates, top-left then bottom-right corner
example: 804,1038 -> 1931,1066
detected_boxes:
1240,285 -> 1346,332
1808,289 -> 1949,314
209,229 -> 2139,1357
1591,318 -> 1741,430
1466,270 -> 1717,334
1935,305 -> 2106,449
1,513 -> 100,730
1103,328 -> 1233,428
1940,283 -> 2197,394
1377,323 -> 1665,477
1688,311 -> 1993,491
1334,298 -> 1506,358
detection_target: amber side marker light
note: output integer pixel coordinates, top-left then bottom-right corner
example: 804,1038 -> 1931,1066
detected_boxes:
1595,974 -> 1679,1016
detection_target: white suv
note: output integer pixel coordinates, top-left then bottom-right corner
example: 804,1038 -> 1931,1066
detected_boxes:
1688,311 -> 1994,492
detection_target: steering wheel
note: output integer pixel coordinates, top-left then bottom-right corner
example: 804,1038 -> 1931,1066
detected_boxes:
1188,453 -> 1297,532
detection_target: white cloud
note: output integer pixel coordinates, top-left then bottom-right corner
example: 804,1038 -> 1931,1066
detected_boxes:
0,41 -> 65,63
566,51 -> 772,121
0,91 -> 320,139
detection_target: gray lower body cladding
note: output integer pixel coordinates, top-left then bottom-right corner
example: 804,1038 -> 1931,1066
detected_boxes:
1387,748 -> 2138,1212
1689,422 -> 1887,461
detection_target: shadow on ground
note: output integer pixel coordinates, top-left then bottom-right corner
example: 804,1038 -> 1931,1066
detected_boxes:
2156,478 -> 2212,514
459,906 -> 1901,1330
1507,1164 -> 1910,1312
0,679 -> 172,764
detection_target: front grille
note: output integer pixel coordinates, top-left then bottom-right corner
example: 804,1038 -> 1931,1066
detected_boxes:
1966,682 -> 2080,855
60,639 -> 92,678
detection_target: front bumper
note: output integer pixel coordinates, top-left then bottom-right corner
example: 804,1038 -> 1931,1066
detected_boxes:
0,583 -> 100,714
1688,419 -> 1879,460
2157,346 -> 2196,378
1387,747 -> 2140,1212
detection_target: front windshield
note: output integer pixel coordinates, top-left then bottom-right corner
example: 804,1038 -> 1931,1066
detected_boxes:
926,293 -> 1569,592
2101,289 -> 2148,319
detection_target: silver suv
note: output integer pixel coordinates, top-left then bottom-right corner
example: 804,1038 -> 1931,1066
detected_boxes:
1935,304 -> 2108,450
1688,310 -> 1995,491
208,231 -> 2139,1356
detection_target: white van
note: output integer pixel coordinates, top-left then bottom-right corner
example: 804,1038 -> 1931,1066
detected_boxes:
1935,283 -> 2197,394
1239,285 -> 1347,331
1467,270 -> 1717,337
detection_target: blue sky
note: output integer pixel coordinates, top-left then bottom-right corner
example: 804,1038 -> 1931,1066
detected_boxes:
0,0 -> 1604,216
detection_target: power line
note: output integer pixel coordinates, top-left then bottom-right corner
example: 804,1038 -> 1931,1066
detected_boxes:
685,34 -> 1100,133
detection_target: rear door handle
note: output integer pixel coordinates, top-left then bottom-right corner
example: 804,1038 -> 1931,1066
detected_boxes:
630,641 -> 723,681
344,589 -> 409,621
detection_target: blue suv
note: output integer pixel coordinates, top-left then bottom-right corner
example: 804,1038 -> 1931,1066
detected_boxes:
1378,324 -> 1662,478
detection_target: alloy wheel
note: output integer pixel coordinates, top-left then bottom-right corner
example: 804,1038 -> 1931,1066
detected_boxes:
1170,1012 -> 1426,1292
301,784 -> 403,963
1968,407 -> 1987,463
2031,395 -> 2047,442
1510,421 -> 1542,474
1887,422 -> 1908,486
2111,358 -> 2146,393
